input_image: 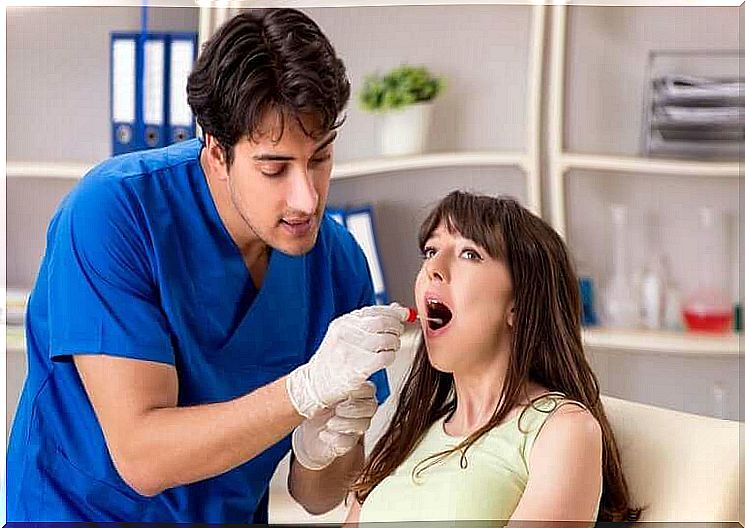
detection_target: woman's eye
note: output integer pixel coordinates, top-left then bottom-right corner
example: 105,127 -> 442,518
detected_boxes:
421,247 -> 436,259
462,249 -> 482,261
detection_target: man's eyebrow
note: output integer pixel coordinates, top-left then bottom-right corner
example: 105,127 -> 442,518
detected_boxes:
313,131 -> 338,154
252,132 -> 338,162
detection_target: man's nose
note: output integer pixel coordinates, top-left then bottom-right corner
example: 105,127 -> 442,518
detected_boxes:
287,170 -> 319,215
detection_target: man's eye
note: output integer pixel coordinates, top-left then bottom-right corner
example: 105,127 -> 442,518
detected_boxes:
310,154 -> 331,165
260,164 -> 285,177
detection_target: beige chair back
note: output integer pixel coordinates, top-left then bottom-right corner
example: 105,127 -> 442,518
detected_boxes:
601,395 -> 739,522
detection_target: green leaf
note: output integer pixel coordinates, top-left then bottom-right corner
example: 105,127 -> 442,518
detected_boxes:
358,64 -> 444,113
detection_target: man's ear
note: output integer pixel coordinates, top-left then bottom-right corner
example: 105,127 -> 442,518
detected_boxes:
203,134 -> 228,179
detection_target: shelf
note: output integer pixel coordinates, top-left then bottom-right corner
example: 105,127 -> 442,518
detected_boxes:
582,327 -> 740,356
8,152 -> 527,182
6,325 -> 26,353
204,0 -> 540,7
332,151 -> 526,181
561,153 -> 740,178
6,161 -> 93,180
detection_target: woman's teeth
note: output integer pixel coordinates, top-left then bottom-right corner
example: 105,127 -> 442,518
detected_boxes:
426,299 -> 453,331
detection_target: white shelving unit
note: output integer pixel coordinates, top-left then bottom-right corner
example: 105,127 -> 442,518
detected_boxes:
8,5 -> 738,361
10,4 -> 738,359
9,2 -> 546,219
196,1 -> 546,216
547,5 -> 741,237
547,4 -> 740,357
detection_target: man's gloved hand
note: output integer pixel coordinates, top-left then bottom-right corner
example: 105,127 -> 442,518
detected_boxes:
292,382 -> 378,470
286,303 -> 407,419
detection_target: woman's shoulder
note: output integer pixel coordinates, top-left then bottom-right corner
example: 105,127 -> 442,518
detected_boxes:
520,390 -> 602,467
518,387 -> 600,449
538,399 -> 601,438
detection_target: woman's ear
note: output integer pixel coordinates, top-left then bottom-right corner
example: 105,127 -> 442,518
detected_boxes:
507,302 -> 515,328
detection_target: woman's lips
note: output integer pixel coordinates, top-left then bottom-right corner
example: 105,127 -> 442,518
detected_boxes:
425,322 -> 452,338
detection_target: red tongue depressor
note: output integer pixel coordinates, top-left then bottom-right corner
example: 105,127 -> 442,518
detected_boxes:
405,307 -> 442,325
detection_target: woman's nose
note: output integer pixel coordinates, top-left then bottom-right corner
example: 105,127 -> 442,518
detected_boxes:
426,259 -> 447,283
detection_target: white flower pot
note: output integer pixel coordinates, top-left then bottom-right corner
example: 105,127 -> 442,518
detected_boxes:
380,102 -> 433,156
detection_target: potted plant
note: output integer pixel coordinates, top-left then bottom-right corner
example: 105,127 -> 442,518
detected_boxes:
359,65 -> 444,156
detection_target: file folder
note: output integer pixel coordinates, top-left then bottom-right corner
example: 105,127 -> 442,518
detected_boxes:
344,207 -> 389,305
111,31 -> 198,155
142,34 -> 167,150
111,34 -> 138,155
167,33 -> 198,144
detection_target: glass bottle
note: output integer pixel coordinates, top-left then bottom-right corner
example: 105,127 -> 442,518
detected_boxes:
640,252 -> 665,330
603,205 -> 640,328
682,206 -> 732,333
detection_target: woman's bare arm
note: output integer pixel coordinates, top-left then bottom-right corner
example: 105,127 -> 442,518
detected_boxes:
343,495 -> 362,526
508,404 -> 602,527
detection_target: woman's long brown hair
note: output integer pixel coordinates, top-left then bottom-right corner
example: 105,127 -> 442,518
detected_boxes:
352,191 -> 641,522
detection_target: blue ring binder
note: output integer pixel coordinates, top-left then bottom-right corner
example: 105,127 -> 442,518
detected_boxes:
333,205 -> 390,306
110,31 -> 197,155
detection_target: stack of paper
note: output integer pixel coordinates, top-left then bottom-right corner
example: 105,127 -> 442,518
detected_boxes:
648,75 -> 744,159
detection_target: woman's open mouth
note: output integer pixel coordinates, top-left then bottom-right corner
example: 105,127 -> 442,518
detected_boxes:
426,298 -> 453,332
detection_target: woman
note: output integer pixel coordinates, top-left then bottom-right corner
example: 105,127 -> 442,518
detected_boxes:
346,191 -> 640,524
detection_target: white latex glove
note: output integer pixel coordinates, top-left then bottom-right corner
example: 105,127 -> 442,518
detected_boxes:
292,382 -> 378,470
286,303 -> 407,419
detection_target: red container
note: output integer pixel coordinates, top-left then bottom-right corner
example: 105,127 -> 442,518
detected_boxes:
683,307 -> 732,333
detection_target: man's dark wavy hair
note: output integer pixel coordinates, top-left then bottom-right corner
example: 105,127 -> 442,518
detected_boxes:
187,9 -> 350,167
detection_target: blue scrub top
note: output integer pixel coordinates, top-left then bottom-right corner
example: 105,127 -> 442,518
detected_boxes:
6,138 -> 389,522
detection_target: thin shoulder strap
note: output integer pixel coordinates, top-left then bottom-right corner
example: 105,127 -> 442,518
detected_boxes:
518,392 -> 590,465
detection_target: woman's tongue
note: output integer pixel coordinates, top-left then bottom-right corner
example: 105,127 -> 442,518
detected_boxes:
427,302 -> 453,331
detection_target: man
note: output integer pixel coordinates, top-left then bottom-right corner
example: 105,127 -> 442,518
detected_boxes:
7,9 -> 406,522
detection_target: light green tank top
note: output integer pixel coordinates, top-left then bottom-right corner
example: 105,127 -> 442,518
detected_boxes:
359,393 -> 599,523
